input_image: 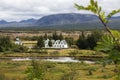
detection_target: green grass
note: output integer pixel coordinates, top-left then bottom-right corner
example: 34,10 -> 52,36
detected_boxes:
0,49 -> 107,57
0,60 -> 118,80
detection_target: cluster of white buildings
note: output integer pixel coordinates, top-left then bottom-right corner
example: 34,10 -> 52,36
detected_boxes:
15,38 -> 68,49
44,39 -> 68,48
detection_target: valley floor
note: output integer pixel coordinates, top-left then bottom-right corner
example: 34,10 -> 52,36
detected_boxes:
0,59 -> 118,80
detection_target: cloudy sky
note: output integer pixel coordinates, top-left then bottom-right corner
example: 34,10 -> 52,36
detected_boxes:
0,0 -> 120,21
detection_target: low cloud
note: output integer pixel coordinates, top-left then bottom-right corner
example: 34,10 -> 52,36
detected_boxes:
0,0 -> 119,21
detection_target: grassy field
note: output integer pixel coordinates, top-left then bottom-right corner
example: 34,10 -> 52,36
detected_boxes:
0,49 -> 114,80
0,49 -> 107,58
0,60 -> 119,80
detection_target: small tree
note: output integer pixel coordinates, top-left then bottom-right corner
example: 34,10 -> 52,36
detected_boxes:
65,37 -> 74,47
0,37 -> 13,52
13,45 -> 28,53
44,33 -> 48,40
76,32 -> 88,49
26,60 -> 45,80
0,73 -> 6,80
37,36 -> 44,49
48,40 -> 52,47
59,33 -> 64,40
52,31 -> 59,40
87,30 -> 102,49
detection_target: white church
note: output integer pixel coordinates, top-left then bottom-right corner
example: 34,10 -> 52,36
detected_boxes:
44,39 -> 68,48
14,37 -> 23,45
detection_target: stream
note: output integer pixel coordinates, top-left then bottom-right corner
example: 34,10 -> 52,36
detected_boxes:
12,57 -> 95,64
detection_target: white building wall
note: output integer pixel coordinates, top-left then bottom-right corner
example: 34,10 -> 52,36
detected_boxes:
44,39 -> 68,49
15,41 -> 22,45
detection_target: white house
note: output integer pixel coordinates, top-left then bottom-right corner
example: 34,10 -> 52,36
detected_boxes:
15,37 -> 23,45
44,39 -> 49,48
44,39 -> 68,48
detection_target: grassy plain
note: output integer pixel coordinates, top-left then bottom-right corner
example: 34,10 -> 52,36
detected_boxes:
0,60 -> 118,80
0,49 -> 112,80
0,49 -> 107,58
0,30 -> 116,80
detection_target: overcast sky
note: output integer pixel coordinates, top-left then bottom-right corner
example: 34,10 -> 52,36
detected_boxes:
0,0 -> 120,21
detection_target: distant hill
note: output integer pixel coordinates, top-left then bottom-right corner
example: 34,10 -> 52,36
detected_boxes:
35,13 -> 120,30
20,18 -> 37,23
0,20 -> 8,24
0,18 -> 37,28
36,13 -> 98,26
0,13 -> 120,30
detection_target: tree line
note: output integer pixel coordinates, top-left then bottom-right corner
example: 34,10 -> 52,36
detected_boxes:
76,30 -> 102,50
0,30 -> 103,52
0,36 -> 28,52
37,30 -> 102,50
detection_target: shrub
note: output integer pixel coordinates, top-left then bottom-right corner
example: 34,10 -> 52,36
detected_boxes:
0,73 -> 6,80
70,45 -> 78,49
26,60 -> 45,80
88,69 -> 93,75
50,51 -> 60,56
61,71 -> 76,80
0,37 -> 13,52
13,45 -> 28,53
101,75 -> 112,79
116,73 -> 120,80
69,50 -> 79,56
28,49 -> 48,55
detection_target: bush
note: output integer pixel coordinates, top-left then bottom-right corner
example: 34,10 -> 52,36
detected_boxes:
69,50 -> 79,56
37,36 -> 44,49
13,45 -> 28,53
43,62 -> 55,68
101,75 -> 112,79
3,51 -> 14,54
116,73 -> 120,80
61,71 -> 76,80
28,49 -> 48,54
0,37 -> 13,52
50,51 -> 60,56
88,69 -> 93,75
70,45 -> 78,49
26,60 -> 45,80
0,73 -> 6,80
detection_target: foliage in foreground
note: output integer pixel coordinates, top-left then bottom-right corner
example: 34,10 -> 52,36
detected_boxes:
75,0 -> 120,70
26,60 -> 45,80
0,60 -> 118,80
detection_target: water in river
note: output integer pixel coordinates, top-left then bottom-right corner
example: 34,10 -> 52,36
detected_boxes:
12,57 -> 95,64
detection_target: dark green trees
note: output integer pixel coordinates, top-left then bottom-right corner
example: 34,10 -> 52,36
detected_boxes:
59,33 -> 64,40
0,36 -> 28,52
52,31 -> 59,40
37,36 -> 44,49
76,31 -> 102,49
48,40 -> 52,47
36,32 -> 64,49
52,32 -> 64,40
44,33 -> 48,40
87,30 -> 102,49
65,37 -> 74,47
13,45 -> 28,53
0,37 -> 13,52
76,32 -> 88,49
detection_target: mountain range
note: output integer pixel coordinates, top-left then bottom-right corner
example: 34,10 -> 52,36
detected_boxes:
0,13 -> 120,30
